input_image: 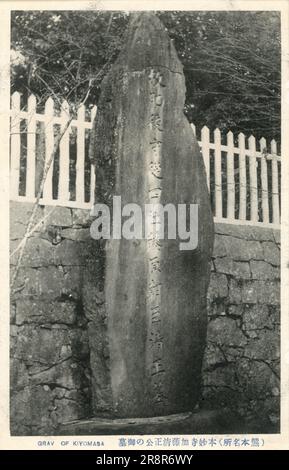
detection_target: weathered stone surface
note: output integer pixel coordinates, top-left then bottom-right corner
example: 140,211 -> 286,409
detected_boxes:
12,266 -> 82,301
229,279 -> 242,304
207,273 -> 228,301
208,302 -> 226,318
227,304 -> 243,318
273,229 -> 280,244
69,330 -> 90,360
242,304 -> 273,331
237,359 -> 279,399
244,330 -> 280,361
263,396 -> 280,427
11,382 -> 91,435
262,241 -> 280,266
215,223 -> 275,242
13,267 -> 63,299
11,237 -> 54,267
241,281 -> 259,304
53,393 -> 90,424
54,239 -> 84,266
61,228 -> 91,242
30,359 -> 90,390
87,321 -> 112,415
268,306 -> 280,325
240,280 -> 280,305
10,202 -> 44,240
10,386 -> 50,430
72,208 -> 94,227
250,260 -> 278,280
88,12 -> 214,417
212,234 -> 227,258
44,206 -> 72,227
14,326 -> 72,371
202,342 -> 226,371
207,317 -> 247,347
10,358 -> 30,391
258,281 -> 280,305
203,364 -> 239,390
223,236 -> 263,261
214,258 -> 251,279
202,385 -> 242,413
15,299 -> 77,325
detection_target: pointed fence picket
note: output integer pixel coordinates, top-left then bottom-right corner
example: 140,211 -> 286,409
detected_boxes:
9,92 -> 281,228
10,92 -> 96,209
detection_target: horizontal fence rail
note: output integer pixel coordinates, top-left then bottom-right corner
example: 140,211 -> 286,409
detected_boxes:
10,92 -> 281,228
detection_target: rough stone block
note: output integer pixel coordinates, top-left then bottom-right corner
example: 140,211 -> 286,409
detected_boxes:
54,239 -> 83,266
12,267 -> 63,300
12,266 -> 82,301
61,228 -> 91,242
61,388 -> 91,418
212,234 -> 227,258
203,364 -> 239,390
203,342 -> 226,371
262,241 -> 280,266
214,223 -> 275,242
11,237 -> 54,267
53,397 -> 80,423
207,301 -> 226,318
244,329 -> 280,361
61,266 -> 83,300
201,384 -> 242,412
10,221 -> 28,241
262,397 -> 280,428
241,281 -> 259,304
15,299 -> 77,325
10,302 -> 16,324
10,387 -> 33,428
14,326 -> 72,371
44,206 -> 72,227
215,258 -> 251,279
224,237 -> 263,261
240,280 -> 279,306
72,208 -> 93,227
227,304 -> 243,318
268,306 -> 280,325
250,260 -> 278,280
229,279 -> 242,304
242,304 -> 273,331
207,273 -> 228,301
30,359 -> 90,391
10,202 -> 45,240
207,317 -> 247,347
257,281 -> 280,305
237,359 -> 279,399
10,358 -> 30,391
69,330 -> 90,360
273,229 -> 280,244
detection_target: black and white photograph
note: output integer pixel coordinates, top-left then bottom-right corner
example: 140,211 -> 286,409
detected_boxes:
0,0 -> 289,451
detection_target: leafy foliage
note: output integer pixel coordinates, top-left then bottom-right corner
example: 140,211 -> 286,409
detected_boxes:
11,10 -> 280,140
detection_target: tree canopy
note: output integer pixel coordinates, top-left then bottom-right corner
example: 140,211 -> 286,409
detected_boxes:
11,10 -> 281,141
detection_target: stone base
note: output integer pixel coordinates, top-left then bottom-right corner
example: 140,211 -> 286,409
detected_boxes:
57,409 -> 245,435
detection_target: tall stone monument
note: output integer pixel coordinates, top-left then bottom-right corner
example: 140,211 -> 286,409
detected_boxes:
86,12 -> 214,422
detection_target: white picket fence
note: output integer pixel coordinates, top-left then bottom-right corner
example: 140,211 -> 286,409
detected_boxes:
10,92 -> 281,228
